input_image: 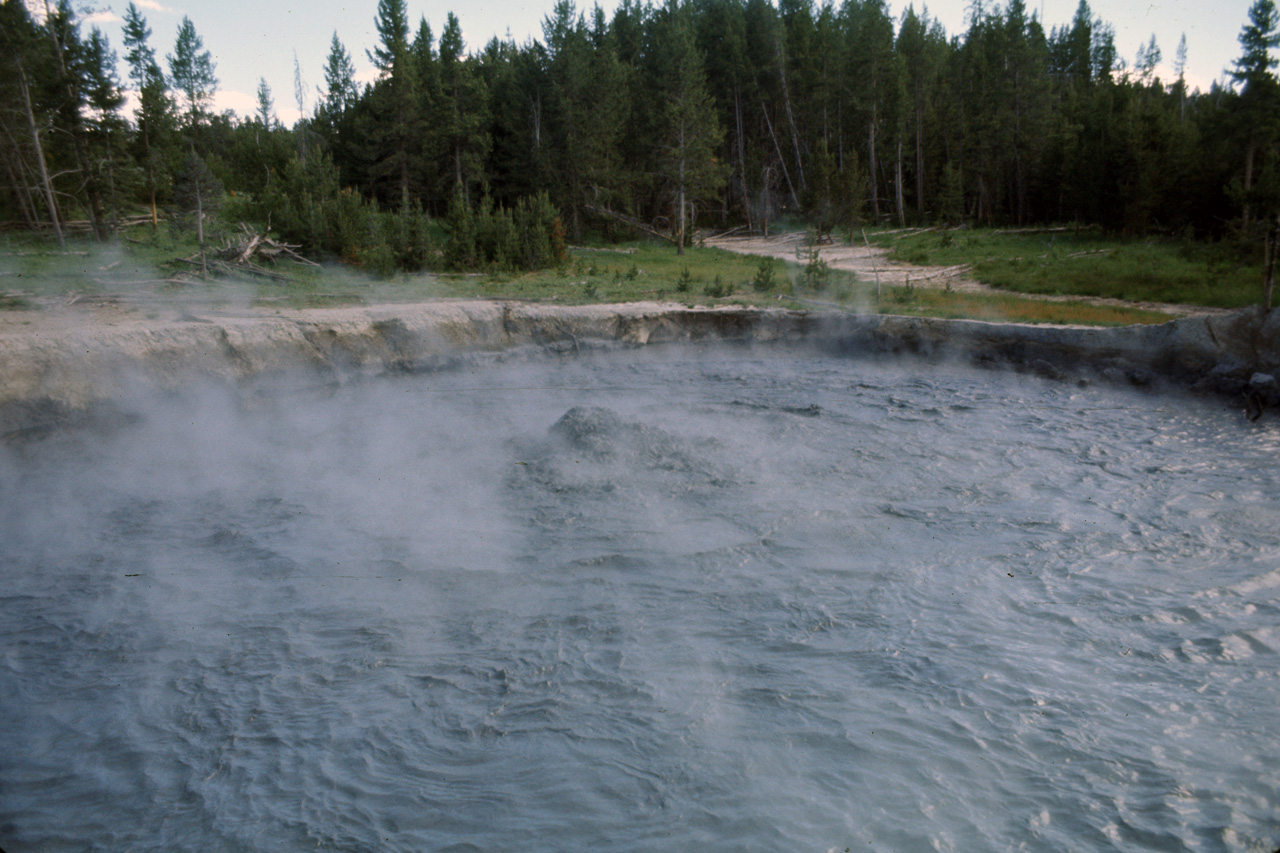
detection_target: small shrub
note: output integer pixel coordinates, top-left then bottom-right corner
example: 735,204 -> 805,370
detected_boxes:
704,274 -> 731,298
676,265 -> 694,292
355,240 -> 398,279
803,256 -> 831,290
752,256 -> 778,292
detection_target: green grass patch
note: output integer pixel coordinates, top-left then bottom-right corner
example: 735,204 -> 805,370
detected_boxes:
877,285 -> 1173,326
425,241 -> 798,305
0,235 -> 113,298
0,228 -> 1189,327
867,226 -> 1265,310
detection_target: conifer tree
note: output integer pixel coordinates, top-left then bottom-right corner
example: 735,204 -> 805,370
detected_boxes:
693,0 -> 754,226
167,16 -> 218,131
80,26 -> 128,228
122,1 -> 174,226
256,78 -> 276,127
320,32 -> 359,117
173,151 -> 222,275
1230,0 -> 1280,225
437,13 -> 490,205
0,0 -> 63,241
653,0 -> 727,253
367,0 -> 417,208
314,32 -> 359,187
542,0 -> 625,238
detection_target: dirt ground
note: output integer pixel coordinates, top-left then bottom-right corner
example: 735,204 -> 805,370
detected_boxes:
705,231 -> 1231,318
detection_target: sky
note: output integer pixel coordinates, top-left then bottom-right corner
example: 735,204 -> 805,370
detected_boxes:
73,0 -> 1258,126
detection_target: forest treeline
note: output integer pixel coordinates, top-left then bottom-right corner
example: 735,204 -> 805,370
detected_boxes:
1,0 -> 1278,274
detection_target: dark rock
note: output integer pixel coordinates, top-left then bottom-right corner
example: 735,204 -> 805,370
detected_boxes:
1126,368 -> 1155,388
1029,359 -> 1064,380
1249,372 -> 1279,406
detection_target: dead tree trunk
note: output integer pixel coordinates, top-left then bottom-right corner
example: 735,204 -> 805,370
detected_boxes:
914,93 -> 925,220
868,111 -> 879,223
2,141 -> 39,232
1243,140 -> 1256,228
1265,216 -> 1279,313
585,204 -> 680,247
18,66 -> 62,247
775,35 -> 805,192
895,139 -> 906,228
734,86 -> 751,231
762,104 -> 801,211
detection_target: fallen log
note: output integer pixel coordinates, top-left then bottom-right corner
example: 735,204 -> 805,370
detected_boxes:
988,225 -> 1098,236
584,205 -> 678,246
216,224 -> 320,268
907,264 -> 972,281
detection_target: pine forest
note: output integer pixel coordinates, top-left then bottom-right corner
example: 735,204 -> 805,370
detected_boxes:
1,0 -> 1279,279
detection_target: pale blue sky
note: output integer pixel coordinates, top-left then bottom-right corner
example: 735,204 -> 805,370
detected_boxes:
78,0 -> 1254,124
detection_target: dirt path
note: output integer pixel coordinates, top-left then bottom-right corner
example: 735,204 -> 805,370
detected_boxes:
705,231 -> 1231,318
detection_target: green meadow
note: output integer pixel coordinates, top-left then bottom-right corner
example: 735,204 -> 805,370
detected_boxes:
867,226 -> 1264,310
0,223 -> 1240,327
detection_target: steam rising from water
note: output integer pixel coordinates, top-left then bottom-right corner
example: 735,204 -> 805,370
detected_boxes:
0,238 -> 446,315
2,348 -> 1278,851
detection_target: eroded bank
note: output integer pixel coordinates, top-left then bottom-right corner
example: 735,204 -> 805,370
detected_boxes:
2,300 -> 1277,436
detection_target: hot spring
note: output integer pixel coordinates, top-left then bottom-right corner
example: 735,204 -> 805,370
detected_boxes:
1,345 -> 1277,851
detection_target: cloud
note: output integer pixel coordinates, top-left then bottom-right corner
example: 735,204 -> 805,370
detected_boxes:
214,89 -> 257,119
134,0 -> 175,12
83,10 -> 121,25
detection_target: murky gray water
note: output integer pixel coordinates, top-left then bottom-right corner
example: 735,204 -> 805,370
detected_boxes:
2,347 -> 1278,852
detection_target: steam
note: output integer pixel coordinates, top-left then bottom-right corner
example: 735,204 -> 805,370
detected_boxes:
2,347 -> 1278,850
0,237 -> 460,320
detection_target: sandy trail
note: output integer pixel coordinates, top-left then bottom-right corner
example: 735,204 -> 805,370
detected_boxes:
705,231 -> 1230,318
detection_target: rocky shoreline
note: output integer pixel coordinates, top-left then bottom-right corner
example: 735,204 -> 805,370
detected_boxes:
1,300 -> 1277,437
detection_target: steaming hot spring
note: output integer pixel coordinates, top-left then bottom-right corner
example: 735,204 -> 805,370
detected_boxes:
2,342 -> 1278,851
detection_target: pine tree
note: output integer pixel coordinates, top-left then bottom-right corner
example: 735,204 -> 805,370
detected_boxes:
320,32 -> 359,117
1135,34 -> 1161,84
366,0 -> 417,208
542,0 -> 625,238
846,0 -> 899,223
1233,0 -> 1280,85
437,13 -> 490,205
167,16 -> 218,131
38,0 -> 120,238
121,3 -> 155,91
80,26 -> 128,229
256,78 -> 276,127
0,0 -> 64,241
693,0 -> 755,227
1065,0 -> 1093,86
122,1 -> 175,227
369,0 -> 411,74
1173,33 -> 1189,122
1230,0 -> 1280,225
172,151 -> 223,275
314,32 -> 359,189
653,0 -> 728,254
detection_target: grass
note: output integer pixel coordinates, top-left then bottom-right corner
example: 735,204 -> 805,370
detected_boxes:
875,284 -> 1173,326
867,226 -> 1265,309
429,242 -> 801,305
0,222 -> 1222,327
